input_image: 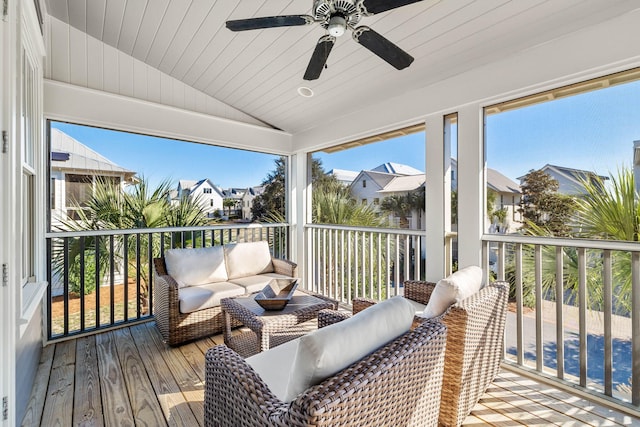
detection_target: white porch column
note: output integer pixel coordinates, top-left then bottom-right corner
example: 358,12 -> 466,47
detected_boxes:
290,152 -> 310,284
456,105 -> 484,268
424,116 -> 446,282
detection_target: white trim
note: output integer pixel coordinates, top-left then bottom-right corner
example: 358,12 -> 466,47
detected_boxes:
44,80 -> 293,155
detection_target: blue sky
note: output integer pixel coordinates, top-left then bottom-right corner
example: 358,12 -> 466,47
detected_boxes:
52,78 -> 640,189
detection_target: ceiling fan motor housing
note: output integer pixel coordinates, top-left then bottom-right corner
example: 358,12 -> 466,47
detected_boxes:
314,0 -> 362,30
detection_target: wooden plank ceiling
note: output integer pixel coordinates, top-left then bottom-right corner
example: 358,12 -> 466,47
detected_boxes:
44,0 -> 640,134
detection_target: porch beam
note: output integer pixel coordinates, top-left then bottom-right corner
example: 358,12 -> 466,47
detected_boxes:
43,80 -> 293,155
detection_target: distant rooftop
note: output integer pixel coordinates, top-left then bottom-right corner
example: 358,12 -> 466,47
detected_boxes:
378,175 -> 425,193
371,162 -> 423,175
328,168 -> 359,183
51,128 -> 135,181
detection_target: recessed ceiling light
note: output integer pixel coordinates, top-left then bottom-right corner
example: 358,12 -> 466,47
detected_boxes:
297,87 -> 314,98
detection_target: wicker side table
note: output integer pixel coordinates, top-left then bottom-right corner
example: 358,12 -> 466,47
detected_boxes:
221,290 -> 338,358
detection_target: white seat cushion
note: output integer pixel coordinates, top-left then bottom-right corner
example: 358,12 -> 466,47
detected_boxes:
274,296 -> 415,402
246,338 -> 299,402
224,241 -> 274,279
178,282 -> 245,313
406,298 -> 426,316
420,265 -> 483,319
164,246 -> 228,288
229,273 -> 292,293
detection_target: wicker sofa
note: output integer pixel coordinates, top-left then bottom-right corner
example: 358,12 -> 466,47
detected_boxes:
153,241 -> 297,346
204,297 -> 448,427
353,275 -> 508,427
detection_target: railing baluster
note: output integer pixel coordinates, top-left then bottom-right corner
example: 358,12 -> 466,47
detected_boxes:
632,251 -> 640,405
347,230 -> 352,303
63,237 -> 69,336
109,235 -> 115,326
555,246 -> 564,379
148,233 -> 153,317
395,234 -> 400,296
578,247 -> 587,387
354,231 -> 359,299
136,233 -> 141,319
124,234 -> 129,323
95,236 -> 101,328
334,229 -> 339,300
603,249 -> 613,396
516,242 -> 523,365
377,233 -> 382,299
386,235 -> 391,299
79,237 -> 85,332
535,244 -> 543,372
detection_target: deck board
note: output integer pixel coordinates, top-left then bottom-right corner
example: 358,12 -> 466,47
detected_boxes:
21,321 -> 640,426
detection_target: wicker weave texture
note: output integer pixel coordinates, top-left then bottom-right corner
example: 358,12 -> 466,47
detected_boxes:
152,255 -> 297,346
204,320 -> 447,427
402,280 -> 508,427
221,292 -> 338,357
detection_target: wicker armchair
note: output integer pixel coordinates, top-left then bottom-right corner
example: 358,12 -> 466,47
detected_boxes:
204,318 -> 448,427
152,256 -> 297,346
353,280 -> 508,427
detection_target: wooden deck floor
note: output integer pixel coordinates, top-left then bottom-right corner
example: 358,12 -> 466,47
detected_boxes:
21,321 -> 640,427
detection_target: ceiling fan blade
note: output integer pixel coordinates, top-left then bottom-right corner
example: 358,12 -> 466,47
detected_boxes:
226,15 -> 314,32
360,0 -> 425,14
353,27 -> 414,70
304,35 -> 336,81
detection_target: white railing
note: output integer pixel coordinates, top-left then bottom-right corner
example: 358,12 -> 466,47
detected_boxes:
305,224 -> 431,303
45,223 -> 289,341
483,234 -> 640,413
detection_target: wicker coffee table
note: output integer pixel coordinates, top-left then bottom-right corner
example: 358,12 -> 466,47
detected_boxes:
221,290 -> 338,358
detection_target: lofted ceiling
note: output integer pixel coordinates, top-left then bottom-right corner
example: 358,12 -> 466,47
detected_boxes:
44,0 -> 640,135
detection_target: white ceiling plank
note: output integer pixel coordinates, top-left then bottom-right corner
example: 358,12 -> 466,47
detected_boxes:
67,0 -> 86,32
198,0 -> 298,93
181,2 -> 270,87
49,17 -> 70,83
133,59 -> 148,100
147,66 -> 162,105
46,0 -> 69,24
131,0 -> 170,62
118,0 -> 149,55
170,1 -> 239,81
86,36 -> 104,91
68,25 -> 87,87
85,0 -> 105,40
102,0 -> 126,47
145,0 -> 192,69
102,44 -> 119,95
157,1 -> 216,75
161,72 -> 173,106
118,51 -> 134,98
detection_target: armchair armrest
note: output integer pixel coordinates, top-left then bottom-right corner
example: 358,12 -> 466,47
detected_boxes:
205,345 -> 289,427
352,297 -> 377,314
404,280 -> 436,305
317,309 -> 351,328
271,258 -> 298,277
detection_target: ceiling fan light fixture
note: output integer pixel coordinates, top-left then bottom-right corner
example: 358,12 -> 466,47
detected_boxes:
327,15 -> 346,37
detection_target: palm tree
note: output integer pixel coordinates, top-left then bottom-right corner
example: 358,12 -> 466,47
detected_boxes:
223,198 -> 237,218
380,194 -> 412,228
53,176 -> 209,310
312,181 -> 384,227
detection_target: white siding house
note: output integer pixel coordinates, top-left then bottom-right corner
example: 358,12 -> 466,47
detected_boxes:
518,164 -> 608,196
50,128 -> 135,226
241,186 -> 264,220
176,179 -> 225,218
350,170 -> 399,208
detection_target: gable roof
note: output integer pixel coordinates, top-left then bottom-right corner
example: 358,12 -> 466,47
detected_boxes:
328,168 -> 359,183
351,170 -> 400,190
371,162 -> 423,176
378,175 -> 425,193
487,169 -> 521,194
517,164 -> 608,185
51,129 -> 135,181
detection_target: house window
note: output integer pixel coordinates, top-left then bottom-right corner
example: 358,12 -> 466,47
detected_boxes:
210,199 -> 213,207
362,198 -> 367,205
51,178 -> 56,210
65,174 -> 92,219
203,188 -> 212,194
373,198 -> 380,205
362,180 -> 367,188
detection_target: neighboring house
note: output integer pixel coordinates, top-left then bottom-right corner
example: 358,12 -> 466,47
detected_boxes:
241,186 -> 264,220
371,162 -> 423,175
222,188 -> 246,218
451,159 -> 521,233
175,179 -> 225,218
350,170 -> 401,207
327,168 -> 359,186
50,128 -> 136,225
377,175 -> 426,229
518,164 -> 608,196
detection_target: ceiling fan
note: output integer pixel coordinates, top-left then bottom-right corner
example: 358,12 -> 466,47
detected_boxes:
226,0 -> 425,81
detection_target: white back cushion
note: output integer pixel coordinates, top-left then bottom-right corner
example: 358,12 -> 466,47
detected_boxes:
282,296 -> 415,402
224,241 -> 274,279
164,246 -> 228,288
421,265 -> 483,319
